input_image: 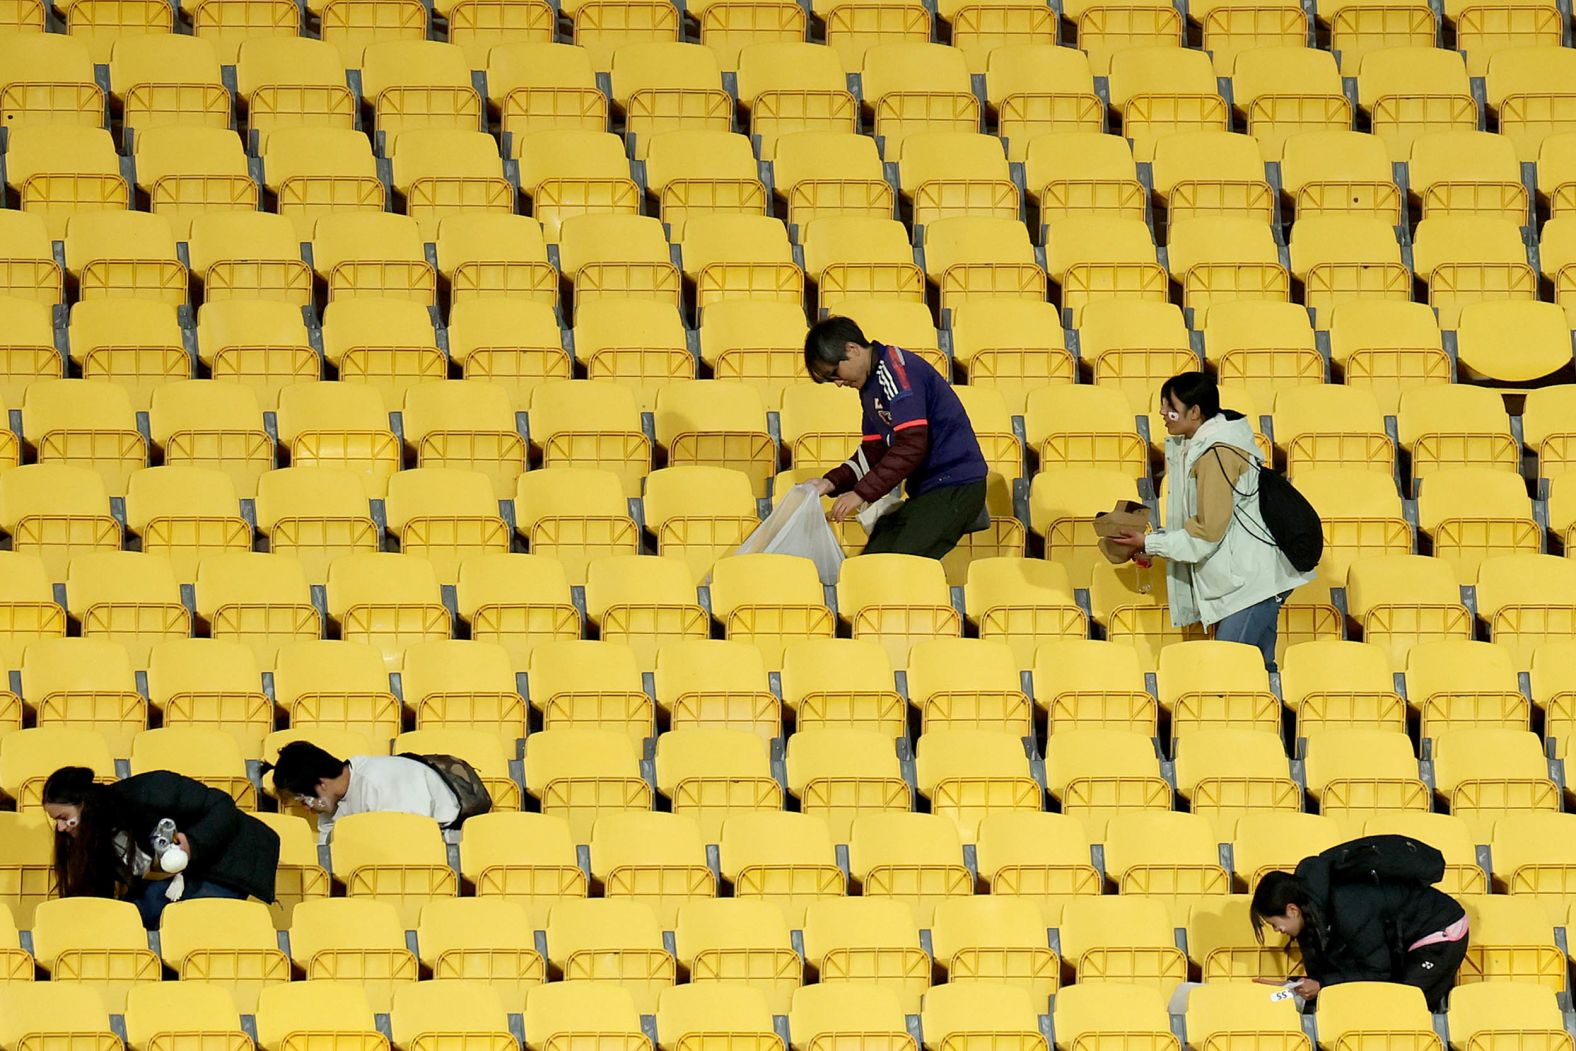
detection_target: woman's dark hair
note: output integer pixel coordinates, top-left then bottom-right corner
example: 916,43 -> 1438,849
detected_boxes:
42,766 -> 127,898
803,316 -> 868,382
1159,371 -> 1221,420
260,741 -> 346,799
1250,869 -> 1321,945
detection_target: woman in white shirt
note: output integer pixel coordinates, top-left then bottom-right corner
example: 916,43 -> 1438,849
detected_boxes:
263,742 -> 460,838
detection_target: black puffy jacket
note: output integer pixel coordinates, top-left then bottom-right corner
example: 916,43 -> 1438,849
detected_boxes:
1292,840 -> 1465,987
109,771 -> 280,903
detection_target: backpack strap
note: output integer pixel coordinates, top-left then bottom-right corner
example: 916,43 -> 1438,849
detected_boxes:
1204,445 -> 1278,550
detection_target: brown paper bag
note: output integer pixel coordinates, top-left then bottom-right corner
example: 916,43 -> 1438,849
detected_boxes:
1094,500 -> 1151,563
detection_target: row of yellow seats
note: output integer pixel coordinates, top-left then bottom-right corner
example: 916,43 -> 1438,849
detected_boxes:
8,808 -> 1576,977
7,453 -> 1557,592
0,705 -> 1562,854
0,969 -> 1563,1051
8,823 -> 1576,1000
13,373 -> 1558,513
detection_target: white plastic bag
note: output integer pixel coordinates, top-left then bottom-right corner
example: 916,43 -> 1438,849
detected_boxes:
733,482 -> 846,584
856,488 -> 902,532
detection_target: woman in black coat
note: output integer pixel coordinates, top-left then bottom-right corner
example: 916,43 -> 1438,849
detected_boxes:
1251,836 -> 1469,1011
41,766 -> 281,930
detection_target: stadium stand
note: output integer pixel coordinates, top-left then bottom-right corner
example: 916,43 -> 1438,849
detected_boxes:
3,1 -> 1576,1048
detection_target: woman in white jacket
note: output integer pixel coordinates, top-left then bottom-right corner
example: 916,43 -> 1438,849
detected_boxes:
1110,372 -> 1315,670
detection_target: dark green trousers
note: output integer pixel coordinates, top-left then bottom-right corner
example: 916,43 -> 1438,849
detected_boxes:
863,480 -> 988,560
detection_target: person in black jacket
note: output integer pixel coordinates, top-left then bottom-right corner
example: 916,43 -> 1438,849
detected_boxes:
1251,837 -> 1469,1011
42,766 -> 281,930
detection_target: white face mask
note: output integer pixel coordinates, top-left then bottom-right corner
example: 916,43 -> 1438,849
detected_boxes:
293,794 -> 330,813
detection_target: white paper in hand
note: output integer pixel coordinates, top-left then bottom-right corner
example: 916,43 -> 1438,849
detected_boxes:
731,482 -> 846,584
1269,983 -> 1299,1003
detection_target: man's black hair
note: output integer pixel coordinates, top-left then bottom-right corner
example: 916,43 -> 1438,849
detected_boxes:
260,741 -> 347,798
804,316 -> 868,382
1159,370 -> 1221,420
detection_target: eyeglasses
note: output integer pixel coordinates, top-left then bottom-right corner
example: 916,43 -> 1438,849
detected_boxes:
1162,408 -> 1182,421
292,794 -> 327,812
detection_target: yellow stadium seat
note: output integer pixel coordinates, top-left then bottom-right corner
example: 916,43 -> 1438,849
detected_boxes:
1456,301 -> 1572,385
256,964 -> 386,1046
254,467 -> 378,586
1356,46 -> 1475,161
330,811 -> 456,927
1043,727 -> 1166,841
1202,299 -> 1322,404
652,380 -> 774,498
401,639 -> 525,748
0,464 -> 122,582
920,982 -> 1043,1051
32,896 -> 159,1011
544,898 -> 674,1013
382,467 -> 510,584
1434,729 -> 1557,842
1408,639 -> 1525,744
0,978 -> 117,1051
277,382 -> 400,504
0,34 -> 102,130
63,550 -> 191,667
273,639 -> 399,743
415,897 -> 548,1008
1416,468 -> 1537,585
130,726 -> 254,808
1231,811 -> 1341,888
158,898 -> 288,1014
574,299 -> 694,411
323,552 -> 451,670
785,727 -> 907,844
148,380 -> 274,501
145,638 -> 270,759
67,300 -> 190,410
587,812 -> 713,928
1058,894 -> 1187,997
654,726 -> 779,840
1028,466 -> 1140,589
523,982 -> 644,1051
124,981 -> 247,1051
21,380 -> 146,500
391,981 -> 513,1051
1457,894 -> 1564,990
581,555 -> 705,673
4,126 -> 127,239
837,553 -> 960,670
1475,554 -> 1576,673
801,897 -> 928,1013
1447,982 -> 1566,1051
711,812 -> 842,931
1327,301 -> 1449,413
453,812 -> 586,930
789,985 -> 910,1051
524,727 -> 650,843
1345,554 -> 1471,672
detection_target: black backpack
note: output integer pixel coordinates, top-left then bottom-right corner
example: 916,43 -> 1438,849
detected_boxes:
399,752 -> 493,828
1325,834 -> 1446,888
1211,446 -> 1324,573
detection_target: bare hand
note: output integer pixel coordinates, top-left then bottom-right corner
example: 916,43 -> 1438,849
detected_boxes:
1108,530 -> 1147,558
175,832 -> 192,859
829,492 -> 864,522
812,478 -> 834,497
1292,978 -> 1319,999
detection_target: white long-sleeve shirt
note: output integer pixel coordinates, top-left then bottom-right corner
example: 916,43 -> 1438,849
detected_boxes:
317,755 -> 460,841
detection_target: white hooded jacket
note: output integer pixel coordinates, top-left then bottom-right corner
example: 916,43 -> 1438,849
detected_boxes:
1143,411 -> 1316,628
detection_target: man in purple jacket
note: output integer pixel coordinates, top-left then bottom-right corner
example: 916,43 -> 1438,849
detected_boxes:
805,316 -> 988,559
